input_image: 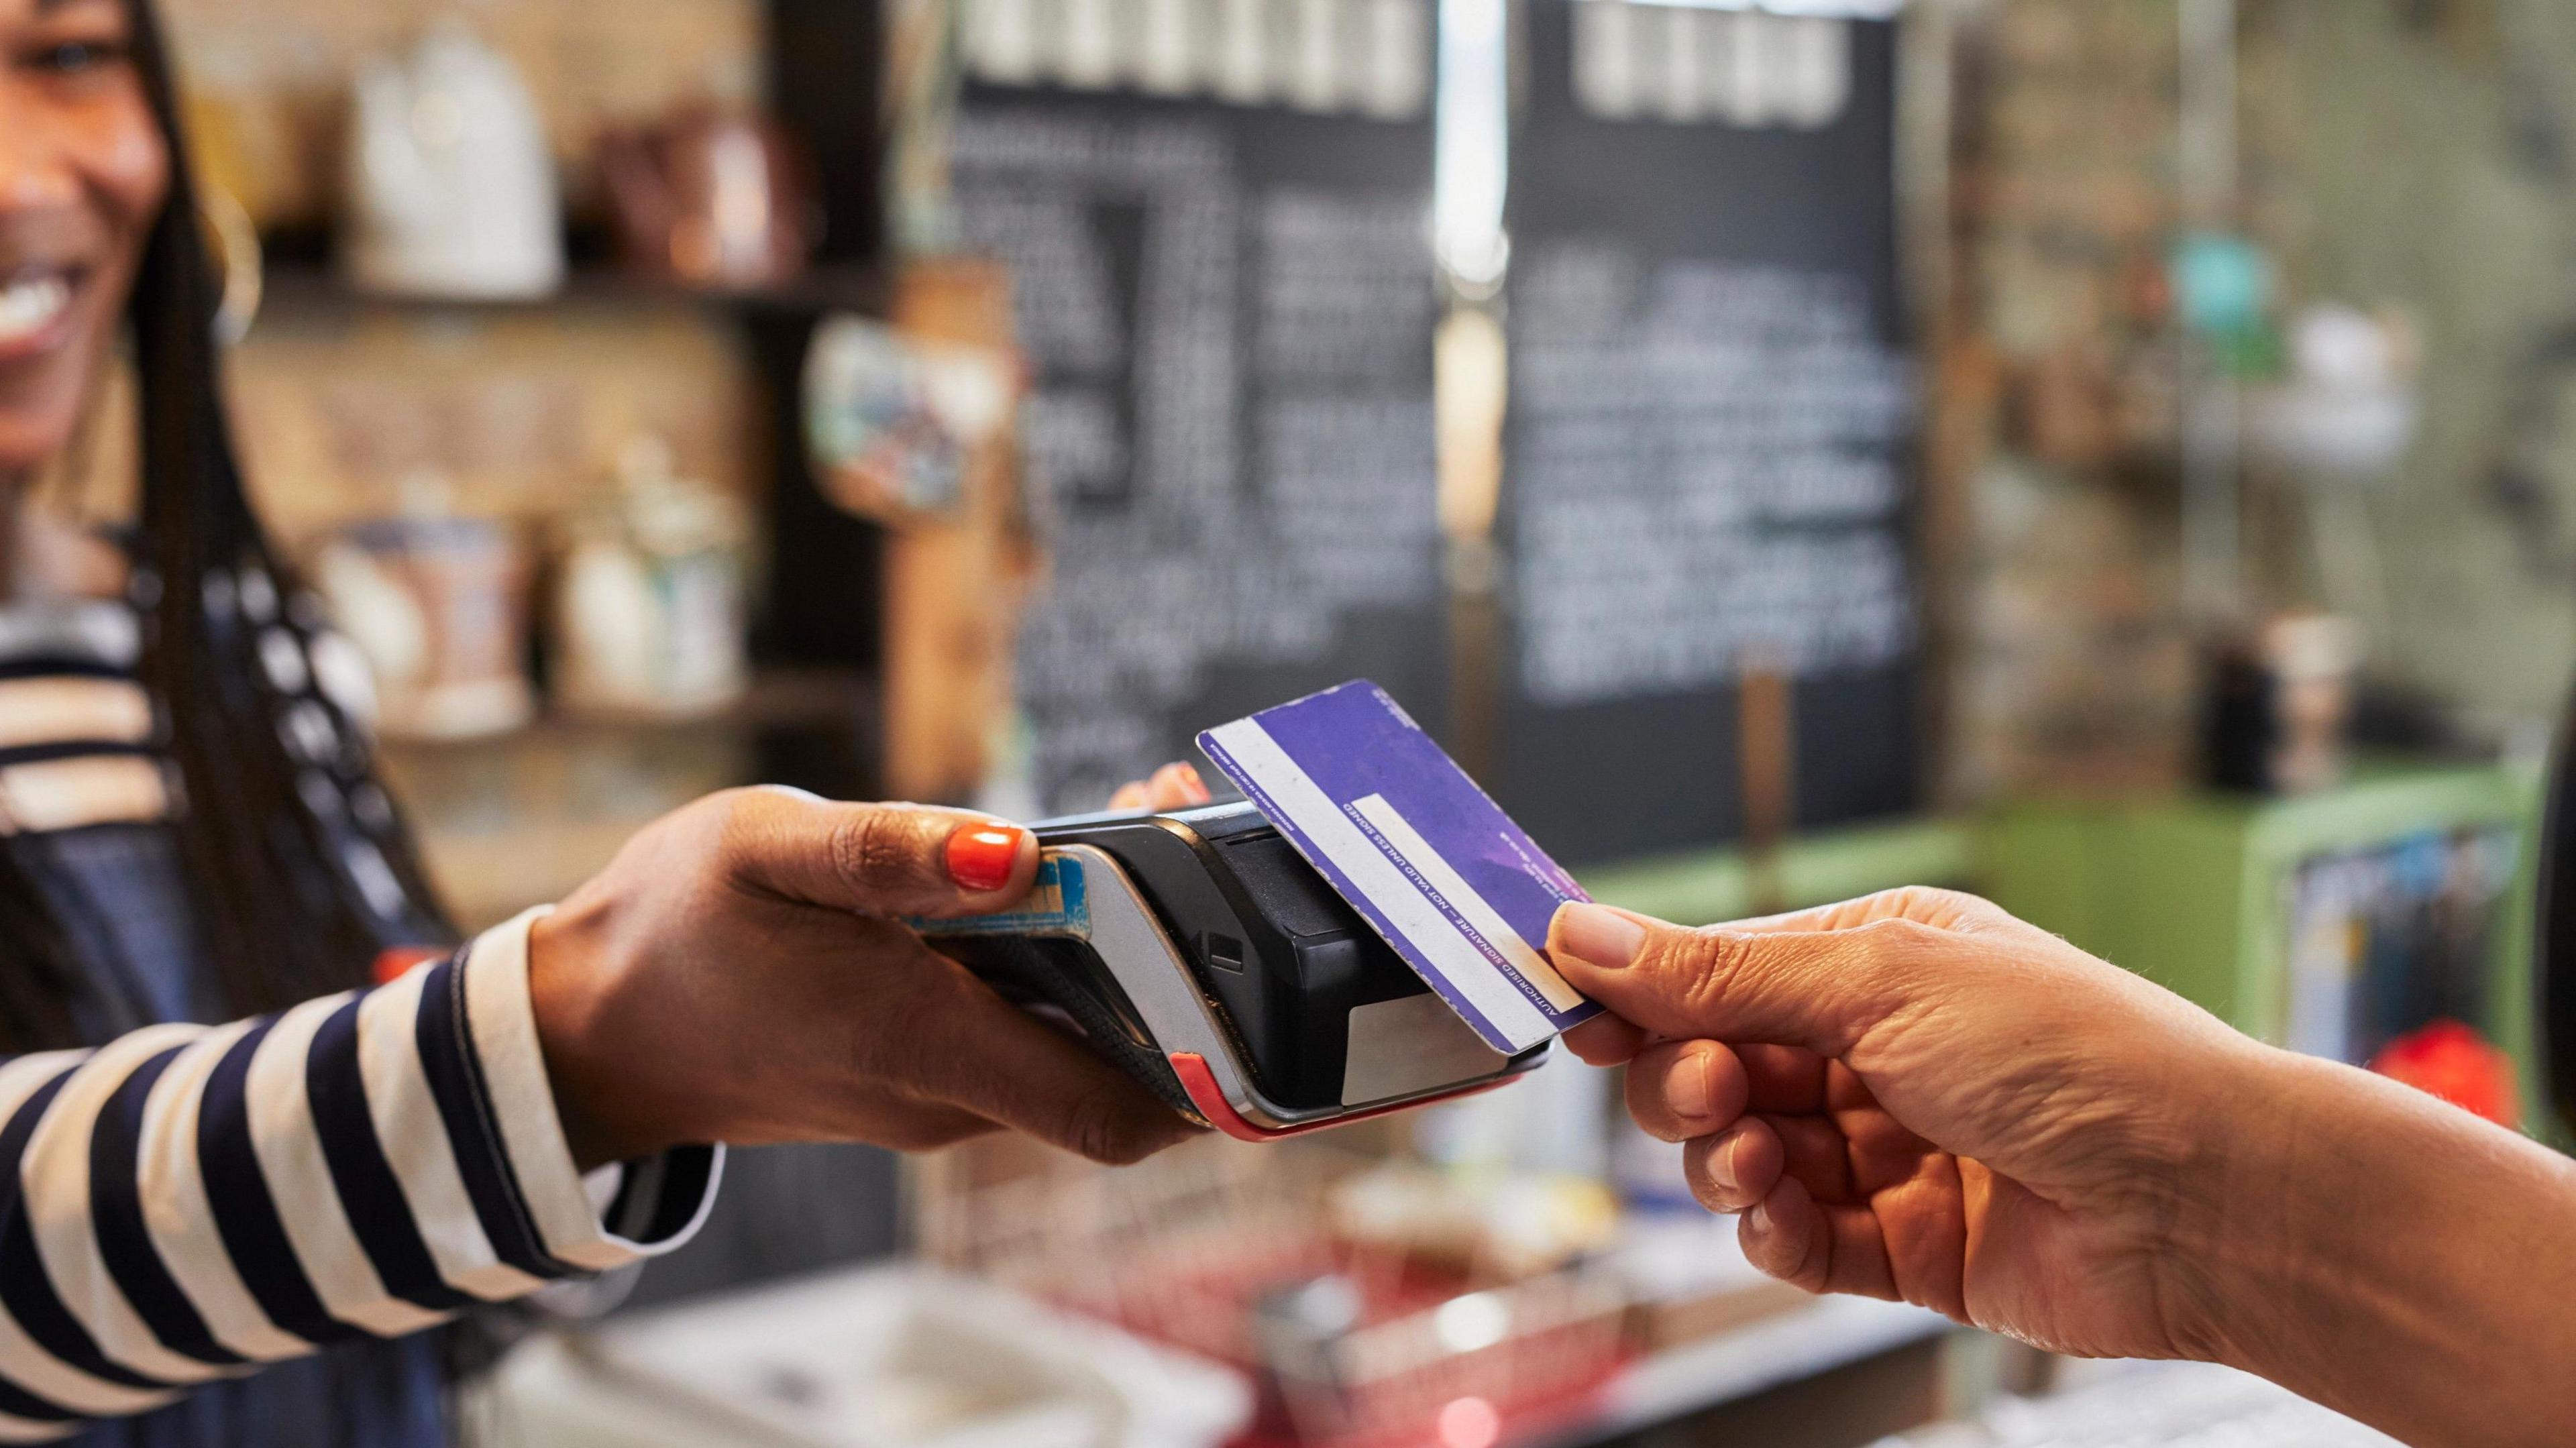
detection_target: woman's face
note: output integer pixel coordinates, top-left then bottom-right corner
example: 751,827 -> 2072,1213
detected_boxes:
0,0 -> 167,479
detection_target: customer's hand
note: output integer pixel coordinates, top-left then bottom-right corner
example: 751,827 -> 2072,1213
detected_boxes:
528,787 -> 1201,1170
1108,761 -> 1214,812
1558,886 -> 2576,1448
1552,887 -> 2264,1362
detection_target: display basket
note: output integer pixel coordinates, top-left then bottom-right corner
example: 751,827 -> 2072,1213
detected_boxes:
914,1137 -> 1631,1448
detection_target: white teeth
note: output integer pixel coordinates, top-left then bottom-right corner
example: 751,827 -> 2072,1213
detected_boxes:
0,274 -> 72,345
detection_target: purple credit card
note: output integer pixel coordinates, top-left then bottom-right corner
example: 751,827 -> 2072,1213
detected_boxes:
1197,680 -> 1603,1054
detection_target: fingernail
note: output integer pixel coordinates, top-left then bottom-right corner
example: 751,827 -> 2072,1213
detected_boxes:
945,823 -> 1028,892
1703,1132 -> 1740,1194
1552,903 -> 1646,970
1746,1197 -> 1773,1233
1181,763 -> 1211,801
1664,1049 -> 1712,1121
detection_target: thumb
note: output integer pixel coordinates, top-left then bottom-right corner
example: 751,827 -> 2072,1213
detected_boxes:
718,787 -> 1039,919
1548,901 -> 1915,1056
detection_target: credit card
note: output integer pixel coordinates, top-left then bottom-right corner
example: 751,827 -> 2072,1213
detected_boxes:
910,852 -> 1091,939
1197,680 -> 1602,1054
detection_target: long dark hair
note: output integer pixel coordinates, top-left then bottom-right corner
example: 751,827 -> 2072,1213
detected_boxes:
0,0 -> 451,1050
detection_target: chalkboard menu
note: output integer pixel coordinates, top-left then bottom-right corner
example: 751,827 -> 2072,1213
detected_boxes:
953,0 -> 1444,813
1497,0 -> 1919,862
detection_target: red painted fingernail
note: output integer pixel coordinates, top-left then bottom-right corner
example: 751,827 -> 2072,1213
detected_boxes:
945,823 -> 1027,892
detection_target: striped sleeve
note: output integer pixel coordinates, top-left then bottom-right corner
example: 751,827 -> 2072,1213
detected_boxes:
0,907 -> 722,1439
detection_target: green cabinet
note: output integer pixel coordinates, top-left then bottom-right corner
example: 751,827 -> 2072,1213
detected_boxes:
1574,763 -> 2546,1127
1982,764 -> 2545,1119
1581,817 -> 1978,927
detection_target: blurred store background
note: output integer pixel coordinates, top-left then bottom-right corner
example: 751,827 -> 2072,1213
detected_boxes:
43,0 -> 2576,1442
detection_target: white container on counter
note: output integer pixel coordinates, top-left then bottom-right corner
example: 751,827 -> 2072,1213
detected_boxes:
464,1263 -> 1251,1448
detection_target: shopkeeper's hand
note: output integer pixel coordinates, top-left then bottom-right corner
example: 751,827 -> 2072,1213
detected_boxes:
527,787 -> 1201,1171
1551,887 -> 2265,1363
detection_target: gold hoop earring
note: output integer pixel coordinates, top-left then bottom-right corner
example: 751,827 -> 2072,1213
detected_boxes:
199,184 -> 265,348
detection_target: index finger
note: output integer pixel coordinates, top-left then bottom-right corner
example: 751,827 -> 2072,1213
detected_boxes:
1562,1013 -> 1648,1065
898,943 -> 1204,1164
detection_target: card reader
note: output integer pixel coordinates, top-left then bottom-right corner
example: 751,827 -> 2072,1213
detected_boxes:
918,801 -> 1550,1141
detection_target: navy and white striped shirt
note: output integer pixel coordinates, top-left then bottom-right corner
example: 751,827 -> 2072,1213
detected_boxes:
0,598 -> 720,1441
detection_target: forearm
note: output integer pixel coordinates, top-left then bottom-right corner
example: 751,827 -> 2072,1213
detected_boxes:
2196,1048 -> 2576,1447
0,913 -> 717,1436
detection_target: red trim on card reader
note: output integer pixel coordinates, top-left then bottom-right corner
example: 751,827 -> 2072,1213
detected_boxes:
1166,1052 -> 1515,1142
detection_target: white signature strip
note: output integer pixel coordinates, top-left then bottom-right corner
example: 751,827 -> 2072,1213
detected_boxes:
1203,719 -> 1552,1052
1352,793 -> 1585,1013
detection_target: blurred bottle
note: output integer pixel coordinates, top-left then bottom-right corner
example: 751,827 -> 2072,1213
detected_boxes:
342,23 -> 565,300
312,472 -> 536,741
2203,611 -> 2363,795
550,438 -> 753,721
598,107 -> 815,290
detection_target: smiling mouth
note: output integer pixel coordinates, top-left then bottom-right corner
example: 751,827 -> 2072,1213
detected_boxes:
0,269 -> 85,354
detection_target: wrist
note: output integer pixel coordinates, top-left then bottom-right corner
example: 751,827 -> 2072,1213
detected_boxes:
2142,1036 -> 2325,1368
2173,1042 -> 2576,1424
2163,1036 -> 2328,1360
527,904 -> 673,1170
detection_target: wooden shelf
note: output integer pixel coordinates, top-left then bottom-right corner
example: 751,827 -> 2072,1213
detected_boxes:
374,667 -> 877,755
376,671 -> 879,928
256,262 -> 889,322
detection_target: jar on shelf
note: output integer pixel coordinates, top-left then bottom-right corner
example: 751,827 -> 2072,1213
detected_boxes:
311,485 -> 536,742
549,437 -> 753,721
